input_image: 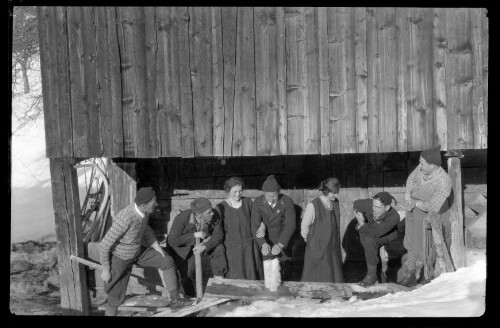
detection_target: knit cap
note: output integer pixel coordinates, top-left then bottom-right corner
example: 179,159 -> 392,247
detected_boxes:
190,197 -> 212,214
262,175 -> 280,192
135,187 -> 155,205
353,198 -> 373,215
374,191 -> 397,206
420,145 -> 442,166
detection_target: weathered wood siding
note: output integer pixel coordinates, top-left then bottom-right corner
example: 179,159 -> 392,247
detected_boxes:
38,7 -> 488,159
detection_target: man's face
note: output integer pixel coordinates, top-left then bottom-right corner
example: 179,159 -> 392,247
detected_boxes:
197,208 -> 214,224
372,198 -> 389,219
142,196 -> 157,214
264,191 -> 278,205
419,156 -> 436,175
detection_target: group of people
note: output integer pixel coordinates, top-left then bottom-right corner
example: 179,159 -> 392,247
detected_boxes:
98,144 -> 455,316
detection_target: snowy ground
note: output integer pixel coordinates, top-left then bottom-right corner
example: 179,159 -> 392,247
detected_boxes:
216,257 -> 486,317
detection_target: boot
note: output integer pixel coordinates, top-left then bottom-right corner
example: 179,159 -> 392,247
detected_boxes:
169,290 -> 196,312
398,268 -> 418,287
359,265 -> 378,287
104,305 -> 118,316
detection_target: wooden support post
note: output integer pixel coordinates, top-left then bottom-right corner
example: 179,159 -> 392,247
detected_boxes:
445,150 -> 466,269
195,237 -> 203,299
108,160 -> 137,218
49,158 -> 90,315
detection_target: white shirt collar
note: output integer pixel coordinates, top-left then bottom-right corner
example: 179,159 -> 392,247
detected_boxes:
134,203 -> 145,218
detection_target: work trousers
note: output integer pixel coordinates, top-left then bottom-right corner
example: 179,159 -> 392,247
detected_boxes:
104,247 -> 176,309
360,234 -> 396,269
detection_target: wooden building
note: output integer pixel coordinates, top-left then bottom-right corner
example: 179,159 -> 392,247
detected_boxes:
36,7 -> 488,315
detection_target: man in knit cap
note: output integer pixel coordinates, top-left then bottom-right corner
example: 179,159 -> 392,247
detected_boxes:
251,175 -> 296,284
354,192 -> 400,287
167,197 -> 227,297
100,187 -> 194,316
401,145 -> 454,286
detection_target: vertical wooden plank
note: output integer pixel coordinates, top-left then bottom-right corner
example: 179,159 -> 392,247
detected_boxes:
285,7 -> 306,155
50,158 -> 90,315
116,7 -> 146,157
406,8 -> 434,152
304,7 -> 320,154
365,8 -> 379,153
67,7 -> 103,158
318,7 -> 330,155
95,7 -> 124,158
446,8 -> 474,150
446,154 -> 466,269
178,7 -> 195,158
354,8 -> 368,153
481,9 -> 488,140
433,8 -> 448,149
255,7 -> 280,155
156,7 -> 182,157
144,7 -> 159,157
395,8 -> 409,153
222,7 -> 237,157
189,7 -> 214,156
470,8 -> 487,149
37,7 -> 59,158
212,7 -> 224,157
109,161 -> 137,219
377,8 -> 397,153
276,7 -> 287,155
233,7 -> 256,156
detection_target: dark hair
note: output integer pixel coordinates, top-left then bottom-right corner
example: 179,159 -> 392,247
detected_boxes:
319,177 -> 340,196
224,176 -> 244,193
373,191 -> 396,206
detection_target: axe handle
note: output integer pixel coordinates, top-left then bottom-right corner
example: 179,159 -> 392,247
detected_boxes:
195,237 -> 203,299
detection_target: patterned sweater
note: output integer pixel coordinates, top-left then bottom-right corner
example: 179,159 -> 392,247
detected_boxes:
99,204 -> 157,270
405,166 -> 451,214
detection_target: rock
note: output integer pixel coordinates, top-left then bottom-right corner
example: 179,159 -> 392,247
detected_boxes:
46,269 -> 60,288
11,259 -> 34,274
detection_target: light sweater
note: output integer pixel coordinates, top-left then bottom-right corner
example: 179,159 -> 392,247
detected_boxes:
405,166 -> 451,214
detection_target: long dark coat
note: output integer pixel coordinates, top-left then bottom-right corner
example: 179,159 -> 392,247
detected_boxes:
215,198 -> 264,280
301,197 -> 344,283
250,194 -> 296,261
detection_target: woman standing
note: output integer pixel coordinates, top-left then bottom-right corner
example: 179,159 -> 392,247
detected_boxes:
301,177 -> 344,283
215,177 -> 264,280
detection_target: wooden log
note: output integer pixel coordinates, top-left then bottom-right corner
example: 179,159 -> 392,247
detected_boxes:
318,7 -> 330,154
470,8 -> 487,149
377,8 -> 397,153
355,8 -> 368,153
190,7 -> 214,156
204,277 -> 353,300
50,158 -> 90,315
178,7 -> 195,158
212,7 -> 224,157
304,7 -> 320,154
154,297 -> 231,317
365,8 -> 379,153
233,7 -> 256,156
446,151 -> 466,269
222,7 -> 237,157
195,237 -> 203,298
255,7 -> 281,156
432,8 -> 448,149
395,8 -> 409,153
156,7 -> 182,157
446,8 -> 474,150
108,161 -> 136,218
95,7 -> 124,157
285,7 -> 306,155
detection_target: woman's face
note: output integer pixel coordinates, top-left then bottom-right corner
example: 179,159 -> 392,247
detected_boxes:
326,191 -> 338,201
228,184 -> 243,202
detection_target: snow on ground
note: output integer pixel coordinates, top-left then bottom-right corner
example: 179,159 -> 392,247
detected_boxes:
222,258 -> 486,317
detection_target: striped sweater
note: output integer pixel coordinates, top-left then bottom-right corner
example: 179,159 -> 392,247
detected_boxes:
405,166 -> 451,214
99,204 -> 157,270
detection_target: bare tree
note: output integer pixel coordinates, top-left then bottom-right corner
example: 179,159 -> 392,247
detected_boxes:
12,6 -> 39,94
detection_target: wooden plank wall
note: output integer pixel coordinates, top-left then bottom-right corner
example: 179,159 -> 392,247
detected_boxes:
38,7 -> 488,159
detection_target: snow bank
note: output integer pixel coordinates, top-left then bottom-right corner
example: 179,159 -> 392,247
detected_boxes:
223,260 -> 486,317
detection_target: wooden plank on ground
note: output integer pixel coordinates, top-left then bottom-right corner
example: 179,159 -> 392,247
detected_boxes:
204,277 -> 353,300
154,297 -> 231,317
222,7 -> 237,157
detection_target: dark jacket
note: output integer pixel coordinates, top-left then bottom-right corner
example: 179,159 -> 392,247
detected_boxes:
167,209 -> 224,260
250,194 -> 296,248
358,207 -> 400,241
